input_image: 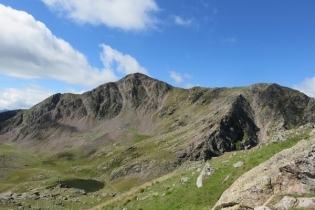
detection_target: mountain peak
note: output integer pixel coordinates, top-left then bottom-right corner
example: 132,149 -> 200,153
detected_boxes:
117,73 -> 167,86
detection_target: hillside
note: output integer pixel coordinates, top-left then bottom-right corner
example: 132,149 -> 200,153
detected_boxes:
1,73 -> 315,209
1,73 -> 315,155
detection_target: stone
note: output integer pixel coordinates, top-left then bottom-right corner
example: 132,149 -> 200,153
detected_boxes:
254,206 -> 271,210
233,161 -> 244,168
275,196 -> 297,210
180,177 -> 189,184
196,163 -> 214,188
296,197 -> 315,208
137,195 -> 149,201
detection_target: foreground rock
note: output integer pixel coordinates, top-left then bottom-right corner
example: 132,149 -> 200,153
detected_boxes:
213,134 -> 315,209
233,161 -> 244,168
196,163 -> 214,188
274,196 -> 297,210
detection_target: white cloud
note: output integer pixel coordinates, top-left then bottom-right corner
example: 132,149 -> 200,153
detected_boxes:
169,71 -> 183,84
0,85 -> 54,110
0,4 -> 148,88
293,77 -> 315,97
169,71 -> 192,85
100,44 -> 148,75
42,0 -> 159,30
173,16 -> 192,26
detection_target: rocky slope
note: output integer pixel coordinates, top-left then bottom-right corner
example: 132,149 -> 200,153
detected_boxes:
213,125 -> 315,210
1,73 -> 315,159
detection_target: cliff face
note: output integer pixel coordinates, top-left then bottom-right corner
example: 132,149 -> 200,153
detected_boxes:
0,73 -> 315,163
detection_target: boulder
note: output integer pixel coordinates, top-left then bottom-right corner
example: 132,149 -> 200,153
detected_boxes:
274,196 -> 297,210
196,163 -> 214,188
233,161 -> 244,168
180,177 -> 189,184
296,197 -> 315,208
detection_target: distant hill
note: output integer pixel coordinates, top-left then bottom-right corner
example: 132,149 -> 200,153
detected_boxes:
0,109 -> 8,113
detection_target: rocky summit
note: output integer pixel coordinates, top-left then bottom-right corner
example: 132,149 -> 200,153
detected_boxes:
1,73 -> 315,209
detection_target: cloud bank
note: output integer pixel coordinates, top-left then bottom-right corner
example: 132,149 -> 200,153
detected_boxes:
0,4 -> 147,87
0,85 -> 53,110
42,0 -> 159,30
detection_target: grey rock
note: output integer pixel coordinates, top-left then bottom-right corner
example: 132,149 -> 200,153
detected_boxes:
196,163 -> 214,188
180,177 -> 189,184
233,161 -> 244,168
296,197 -> 315,208
213,137 -> 315,209
275,196 -> 297,210
254,206 -> 271,210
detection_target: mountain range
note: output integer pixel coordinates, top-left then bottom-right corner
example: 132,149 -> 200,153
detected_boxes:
1,73 -> 315,209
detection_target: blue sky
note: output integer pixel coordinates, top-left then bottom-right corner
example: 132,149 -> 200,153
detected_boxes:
0,0 -> 315,110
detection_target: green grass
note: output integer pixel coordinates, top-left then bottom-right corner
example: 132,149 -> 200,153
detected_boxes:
133,133 -> 151,143
0,128 -> 310,210
101,130 -> 309,210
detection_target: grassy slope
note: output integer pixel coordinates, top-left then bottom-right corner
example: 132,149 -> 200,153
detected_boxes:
94,130 -> 310,210
0,127 -> 178,209
0,129 -> 311,210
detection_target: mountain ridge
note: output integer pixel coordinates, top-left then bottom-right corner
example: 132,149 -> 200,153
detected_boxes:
1,73 -> 315,158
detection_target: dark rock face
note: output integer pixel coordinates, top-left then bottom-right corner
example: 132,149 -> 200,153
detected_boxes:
0,110 -> 24,133
83,82 -> 123,119
187,95 -> 259,161
216,95 -> 259,151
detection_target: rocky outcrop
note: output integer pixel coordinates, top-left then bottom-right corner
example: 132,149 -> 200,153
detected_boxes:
273,196 -> 315,209
0,110 -> 24,133
247,83 -> 315,142
213,132 -> 315,209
